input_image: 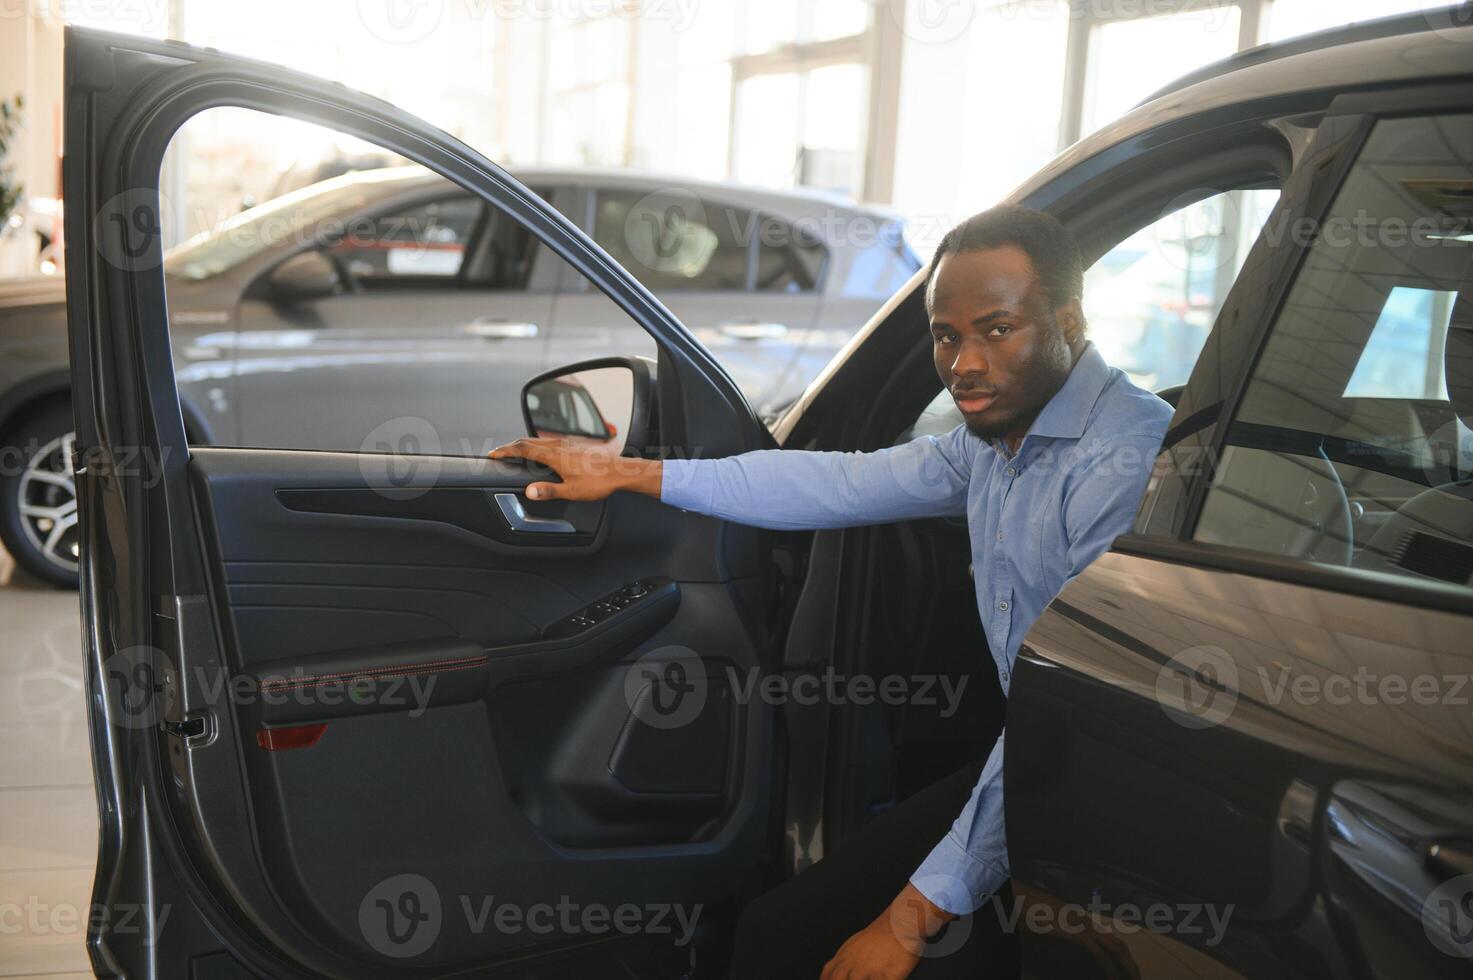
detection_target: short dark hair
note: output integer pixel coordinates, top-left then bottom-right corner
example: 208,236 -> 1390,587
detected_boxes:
926,205 -> 1084,310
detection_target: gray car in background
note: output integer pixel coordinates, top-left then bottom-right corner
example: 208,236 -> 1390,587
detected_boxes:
0,166 -> 919,585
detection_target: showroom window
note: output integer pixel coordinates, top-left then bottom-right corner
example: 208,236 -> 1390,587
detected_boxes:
1193,113 -> 1473,591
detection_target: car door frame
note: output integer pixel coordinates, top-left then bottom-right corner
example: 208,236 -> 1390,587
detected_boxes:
64,25 -> 771,978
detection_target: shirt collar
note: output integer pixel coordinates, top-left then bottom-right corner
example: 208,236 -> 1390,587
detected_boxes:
997,342 -> 1112,451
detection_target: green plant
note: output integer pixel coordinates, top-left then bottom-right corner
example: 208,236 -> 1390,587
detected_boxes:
0,94 -> 23,229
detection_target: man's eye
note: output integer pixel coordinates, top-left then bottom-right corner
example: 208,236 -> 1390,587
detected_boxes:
933,332 -> 958,344
989,325 -> 1013,337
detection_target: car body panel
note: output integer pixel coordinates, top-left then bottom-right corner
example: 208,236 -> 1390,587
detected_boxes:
1010,550 -> 1473,978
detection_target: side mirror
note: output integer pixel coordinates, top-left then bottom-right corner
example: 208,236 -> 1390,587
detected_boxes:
269,250 -> 341,302
521,356 -> 655,457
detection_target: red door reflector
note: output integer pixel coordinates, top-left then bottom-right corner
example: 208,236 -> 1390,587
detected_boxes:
256,724 -> 327,751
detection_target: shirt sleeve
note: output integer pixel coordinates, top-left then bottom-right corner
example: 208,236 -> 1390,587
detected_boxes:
909,730 -> 1008,915
1061,432 -> 1166,578
659,426 -> 976,531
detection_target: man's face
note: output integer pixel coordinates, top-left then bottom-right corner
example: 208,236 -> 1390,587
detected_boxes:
927,245 -> 1081,443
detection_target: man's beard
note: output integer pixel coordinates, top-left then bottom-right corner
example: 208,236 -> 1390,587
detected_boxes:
960,326 -> 1074,442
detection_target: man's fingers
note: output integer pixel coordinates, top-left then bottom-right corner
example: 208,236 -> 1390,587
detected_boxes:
524,481 -> 563,501
488,438 -> 551,463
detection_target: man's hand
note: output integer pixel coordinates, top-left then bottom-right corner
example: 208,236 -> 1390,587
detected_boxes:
487,437 -> 662,501
821,883 -> 956,980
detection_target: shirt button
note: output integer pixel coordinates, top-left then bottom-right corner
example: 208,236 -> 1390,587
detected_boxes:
1006,467 -> 1017,477
996,530 -> 1004,541
998,600 -> 1010,612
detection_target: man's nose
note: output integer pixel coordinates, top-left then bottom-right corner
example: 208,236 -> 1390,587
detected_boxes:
950,340 -> 990,378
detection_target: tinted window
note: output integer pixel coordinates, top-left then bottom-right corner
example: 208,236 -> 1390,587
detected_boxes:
329,195 -> 483,281
1194,114 -> 1473,592
752,213 -> 826,293
593,189 -> 750,292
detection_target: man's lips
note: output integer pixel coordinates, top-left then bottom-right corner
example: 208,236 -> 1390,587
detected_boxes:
952,390 -> 998,413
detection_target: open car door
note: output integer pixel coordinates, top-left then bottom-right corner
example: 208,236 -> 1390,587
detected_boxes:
65,27 -> 777,979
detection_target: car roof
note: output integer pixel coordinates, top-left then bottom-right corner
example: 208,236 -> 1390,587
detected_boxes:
514,165 -> 900,219
309,163 -> 901,224
1010,10 -> 1473,205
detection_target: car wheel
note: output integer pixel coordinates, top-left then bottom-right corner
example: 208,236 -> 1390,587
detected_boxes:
0,403 -> 80,588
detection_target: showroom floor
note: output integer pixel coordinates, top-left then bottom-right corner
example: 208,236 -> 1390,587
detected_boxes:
0,546 -> 95,978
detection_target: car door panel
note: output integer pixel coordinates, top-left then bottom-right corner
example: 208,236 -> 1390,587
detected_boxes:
66,26 -> 773,978
1010,550 -> 1473,978
173,447 -> 772,972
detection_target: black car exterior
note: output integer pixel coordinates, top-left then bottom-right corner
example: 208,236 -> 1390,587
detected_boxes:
70,7 -> 1473,979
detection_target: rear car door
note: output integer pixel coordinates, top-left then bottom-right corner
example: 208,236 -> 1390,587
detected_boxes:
1007,97 -> 1473,977
65,27 -> 776,979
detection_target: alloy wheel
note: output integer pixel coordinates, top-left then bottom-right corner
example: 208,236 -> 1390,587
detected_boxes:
17,431 -> 79,575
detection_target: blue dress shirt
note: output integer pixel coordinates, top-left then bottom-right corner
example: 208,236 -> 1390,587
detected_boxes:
660,342 -> 1172,915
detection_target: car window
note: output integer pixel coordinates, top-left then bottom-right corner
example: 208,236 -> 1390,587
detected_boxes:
752,214 -> 827,293
1085,187 -> 1279,391
1193,113 -> 1473,593
592,188 -> 750,292
160,106 -> 654,456
842,222 -> 920,299
328,195 -> 482,282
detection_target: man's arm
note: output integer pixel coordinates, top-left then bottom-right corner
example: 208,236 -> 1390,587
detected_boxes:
1060,432 -> 1166,577
489,426 -> 977,530
821,734 -> 1006,979
823,430 -> 1169,977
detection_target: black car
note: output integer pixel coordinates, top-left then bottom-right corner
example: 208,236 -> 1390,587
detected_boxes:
69,9 -> 1473,978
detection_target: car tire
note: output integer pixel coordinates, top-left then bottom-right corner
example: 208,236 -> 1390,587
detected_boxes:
0,402 -> 80,589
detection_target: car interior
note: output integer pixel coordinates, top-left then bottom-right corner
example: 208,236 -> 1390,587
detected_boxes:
1194,113 -> 1473,586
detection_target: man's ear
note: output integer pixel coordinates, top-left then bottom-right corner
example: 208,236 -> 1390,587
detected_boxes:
1058,298 -> 1087,345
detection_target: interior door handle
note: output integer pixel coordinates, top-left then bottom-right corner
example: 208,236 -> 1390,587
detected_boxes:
1426,841 -> 1473,881
465,319 -> 539,340
717,321 -> 788,340
493,493 -> 576,533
